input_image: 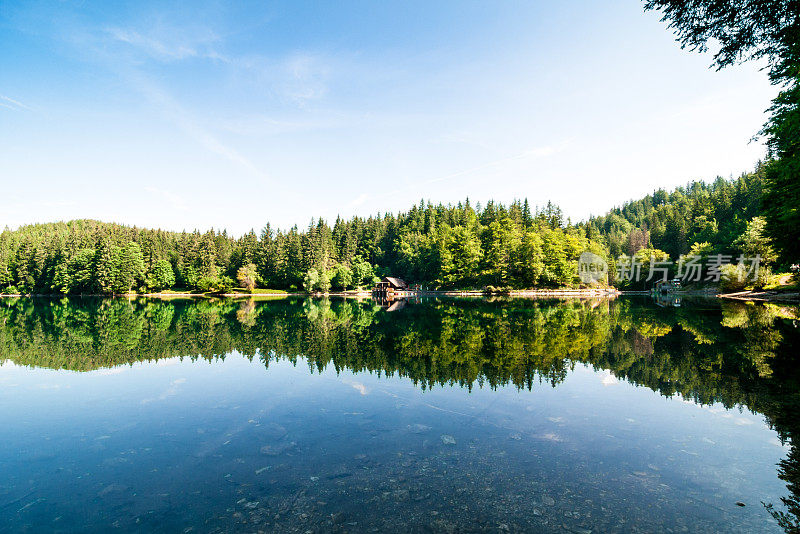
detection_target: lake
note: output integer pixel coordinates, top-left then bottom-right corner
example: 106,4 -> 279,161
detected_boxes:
0,296 -> 798,533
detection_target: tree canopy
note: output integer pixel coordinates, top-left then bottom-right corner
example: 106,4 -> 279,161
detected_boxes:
645,0 -> 800,264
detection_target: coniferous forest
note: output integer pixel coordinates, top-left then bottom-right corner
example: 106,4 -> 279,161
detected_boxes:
0,166 -> 790,295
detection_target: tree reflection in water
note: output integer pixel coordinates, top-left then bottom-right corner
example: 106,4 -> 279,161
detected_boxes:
0,295 -> 798,530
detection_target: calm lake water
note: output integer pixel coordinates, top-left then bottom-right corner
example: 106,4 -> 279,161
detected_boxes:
0,296 -> 798,533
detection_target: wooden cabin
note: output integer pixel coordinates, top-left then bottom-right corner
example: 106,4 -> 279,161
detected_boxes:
654,279 -> 682,294
373,276 -> 409,298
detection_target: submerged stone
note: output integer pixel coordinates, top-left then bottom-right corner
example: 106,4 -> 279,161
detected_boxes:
260,441 -> 297,456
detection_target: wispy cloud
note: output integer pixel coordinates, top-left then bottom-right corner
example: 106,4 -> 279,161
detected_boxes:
125,70 -> 265,179
282,53 -> 329,105
343,379 -> 370,395
105,25 -> 227,63
0,95 -> 32,112
105,20 -> 329,107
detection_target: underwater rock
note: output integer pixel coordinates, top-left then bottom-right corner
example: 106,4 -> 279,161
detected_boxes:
97,483 -> 127,497
260,441 -> 296,456
440,435 -> 456,445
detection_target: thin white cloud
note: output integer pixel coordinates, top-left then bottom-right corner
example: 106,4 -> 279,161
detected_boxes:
127,71 -> 265,179
345,380 -> 369,395
227,51 -> 332,107
219,114 -> 344,136
283,53 -> 329,105
0,95 -> 32,111
104,25 -> 227,63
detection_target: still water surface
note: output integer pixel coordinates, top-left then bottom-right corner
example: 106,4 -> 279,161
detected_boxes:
0,296 -> 798,532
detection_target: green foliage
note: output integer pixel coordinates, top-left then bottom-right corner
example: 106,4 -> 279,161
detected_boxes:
351,256 -> 377,288
115,242 -> 146,293
303,269 -> 320,291
587,172 -> 765,261
0,199 -> 614,294
196,277 -> 216,292
719,264 -> 748,293
516,230 -> 544,287
197,275 -> 233,293
4,177 -> 789,294
644,0 -> 800,265
318,269 -> 331,293
761,99 -> 800,265
734,215 -> 778,266
217,275 -> 234,292
146,259 -> 176,291
53,248 -> 95,294
236,262 -> 258,291
331,264 -> 353,290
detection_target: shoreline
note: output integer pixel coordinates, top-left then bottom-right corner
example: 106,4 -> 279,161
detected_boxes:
2,287 -> 798,304
716,289 -> 800,304
0,288 -> 619,299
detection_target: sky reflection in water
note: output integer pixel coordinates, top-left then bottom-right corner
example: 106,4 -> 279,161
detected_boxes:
0,296 -> 796,533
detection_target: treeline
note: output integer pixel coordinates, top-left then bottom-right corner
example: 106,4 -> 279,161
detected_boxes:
639,0 -> 800,297
0,170 -> 789,295
0,201 -> 608,294
584,168 -> 782,289
586,169 -> 764,260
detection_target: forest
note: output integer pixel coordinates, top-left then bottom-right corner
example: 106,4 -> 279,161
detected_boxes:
0,165 -> 788,295
0,172 -> 783,295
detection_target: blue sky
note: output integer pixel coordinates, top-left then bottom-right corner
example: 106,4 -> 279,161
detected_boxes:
1,1 -> 776,234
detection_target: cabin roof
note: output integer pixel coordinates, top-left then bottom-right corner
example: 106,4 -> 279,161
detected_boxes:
382,276 -> 408,288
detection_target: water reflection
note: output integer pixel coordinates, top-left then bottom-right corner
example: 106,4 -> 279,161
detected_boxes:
0,295 -> 798,531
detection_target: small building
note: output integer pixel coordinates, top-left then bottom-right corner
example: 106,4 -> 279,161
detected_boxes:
374,277 -> 409,298
654,278 -> 682,294
382,277 -> 408,290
